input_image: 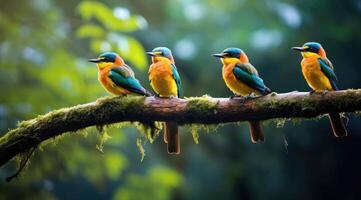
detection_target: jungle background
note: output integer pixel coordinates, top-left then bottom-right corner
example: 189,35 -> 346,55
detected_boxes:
1,0 -> 361,199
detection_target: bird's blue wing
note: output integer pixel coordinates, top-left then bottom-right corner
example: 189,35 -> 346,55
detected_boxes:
318,58 -> 338,90
233,64 -> 269,95
171,64 -> 182,97
109,67 -> 148,96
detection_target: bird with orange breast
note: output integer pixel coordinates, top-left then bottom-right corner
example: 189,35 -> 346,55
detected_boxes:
147,47 -> 182,154
292,42 -> 348,137
213,48 -> 271,143
89,52 -> 151,97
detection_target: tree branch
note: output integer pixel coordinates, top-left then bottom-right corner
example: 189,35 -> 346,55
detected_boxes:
1,89 -> 361,168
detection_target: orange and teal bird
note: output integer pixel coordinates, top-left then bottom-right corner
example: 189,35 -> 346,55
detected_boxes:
88,52 -> 151,96
213,48 -> 271,143
292,42 -> 348,137
147,47 -> 181,154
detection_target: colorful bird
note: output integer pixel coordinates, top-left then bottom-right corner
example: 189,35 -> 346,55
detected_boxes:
292,42 -> 348,137
88,52 -> 151,96
147,47 -> 181,154
213,48 -> 271,143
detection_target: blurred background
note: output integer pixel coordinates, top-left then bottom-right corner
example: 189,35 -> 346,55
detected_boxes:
1,0 -> 361,199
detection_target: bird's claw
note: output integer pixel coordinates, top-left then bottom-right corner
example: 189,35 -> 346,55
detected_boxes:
321,90 -> 329,96
309,90 -> 328,96
152,94 -> 160,98
249,92 -> 258,98
230,95 -> 254,104
229,94 -> 242,99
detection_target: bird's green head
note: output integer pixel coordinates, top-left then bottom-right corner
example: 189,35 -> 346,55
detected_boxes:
213,48 -> 249,65
292,42 -> 326,58
88,52 -> 124,69
146,47 -> 174,64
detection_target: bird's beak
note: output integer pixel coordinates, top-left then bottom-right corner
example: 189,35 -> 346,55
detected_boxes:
146,52 -> 156,57
88,58 -> 102,63
292,47 -> 307,52
212,53 -> 226,58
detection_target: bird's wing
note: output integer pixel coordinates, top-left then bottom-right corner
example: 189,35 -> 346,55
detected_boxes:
233,63 -> 269,94
318,58 -> 338,90
109,66 -> 149,95
171,64 -> 182,97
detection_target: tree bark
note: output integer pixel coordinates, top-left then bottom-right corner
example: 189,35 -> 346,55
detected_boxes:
1,89 -> 361,168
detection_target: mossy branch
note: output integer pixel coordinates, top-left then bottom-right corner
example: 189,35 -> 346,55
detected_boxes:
1,89 -> 361,168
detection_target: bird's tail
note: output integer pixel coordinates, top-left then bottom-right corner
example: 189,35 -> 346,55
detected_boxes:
328,113 -> 348,137
165,122 -> 180,154
248,121 -> 265,143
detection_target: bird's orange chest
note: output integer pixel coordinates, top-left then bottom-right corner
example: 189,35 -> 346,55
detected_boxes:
222,64 -> 237,83
149,62 -> 172,77
301,57 -> 333,91
301,57 -> 321,73
98,67 -> 111,85
148,61 -> 177,97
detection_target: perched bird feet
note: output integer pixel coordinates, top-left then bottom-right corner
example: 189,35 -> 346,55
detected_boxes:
249,93 -> 261,98
309,90 -> 316,95
152,94 -> 161,98
321,90 -> 329,96
229,94 -> 242,99
231,95 -> 254,104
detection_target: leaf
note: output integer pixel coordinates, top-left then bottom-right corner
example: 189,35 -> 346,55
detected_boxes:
78,1 -> 111,21
90,39 -> 113,53
77,1 -> 145,32
109,34 -> 148,69
76,24 -> 105,38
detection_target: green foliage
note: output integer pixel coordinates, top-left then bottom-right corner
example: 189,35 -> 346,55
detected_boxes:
76,24 -> 105,38
113,166 -> 183,200
78,1 -> 144,32
77,1 -> 148,69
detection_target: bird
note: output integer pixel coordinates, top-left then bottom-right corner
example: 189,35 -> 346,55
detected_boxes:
213,48 -> 271,143
147,47 -> 181,154
292,42 -> 348,137
88,52 -> 151,97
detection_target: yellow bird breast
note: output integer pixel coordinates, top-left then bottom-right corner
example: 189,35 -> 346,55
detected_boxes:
222,64 -> 259,96
149,62 -> 178,97
301,57 -> 333,91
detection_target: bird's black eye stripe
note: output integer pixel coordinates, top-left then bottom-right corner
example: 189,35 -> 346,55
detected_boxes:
310,47 -> 318,53
304,46 -> 319,53
224,51 -> 239,58
102,57 -> 110,62
101,57 -> 114,62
